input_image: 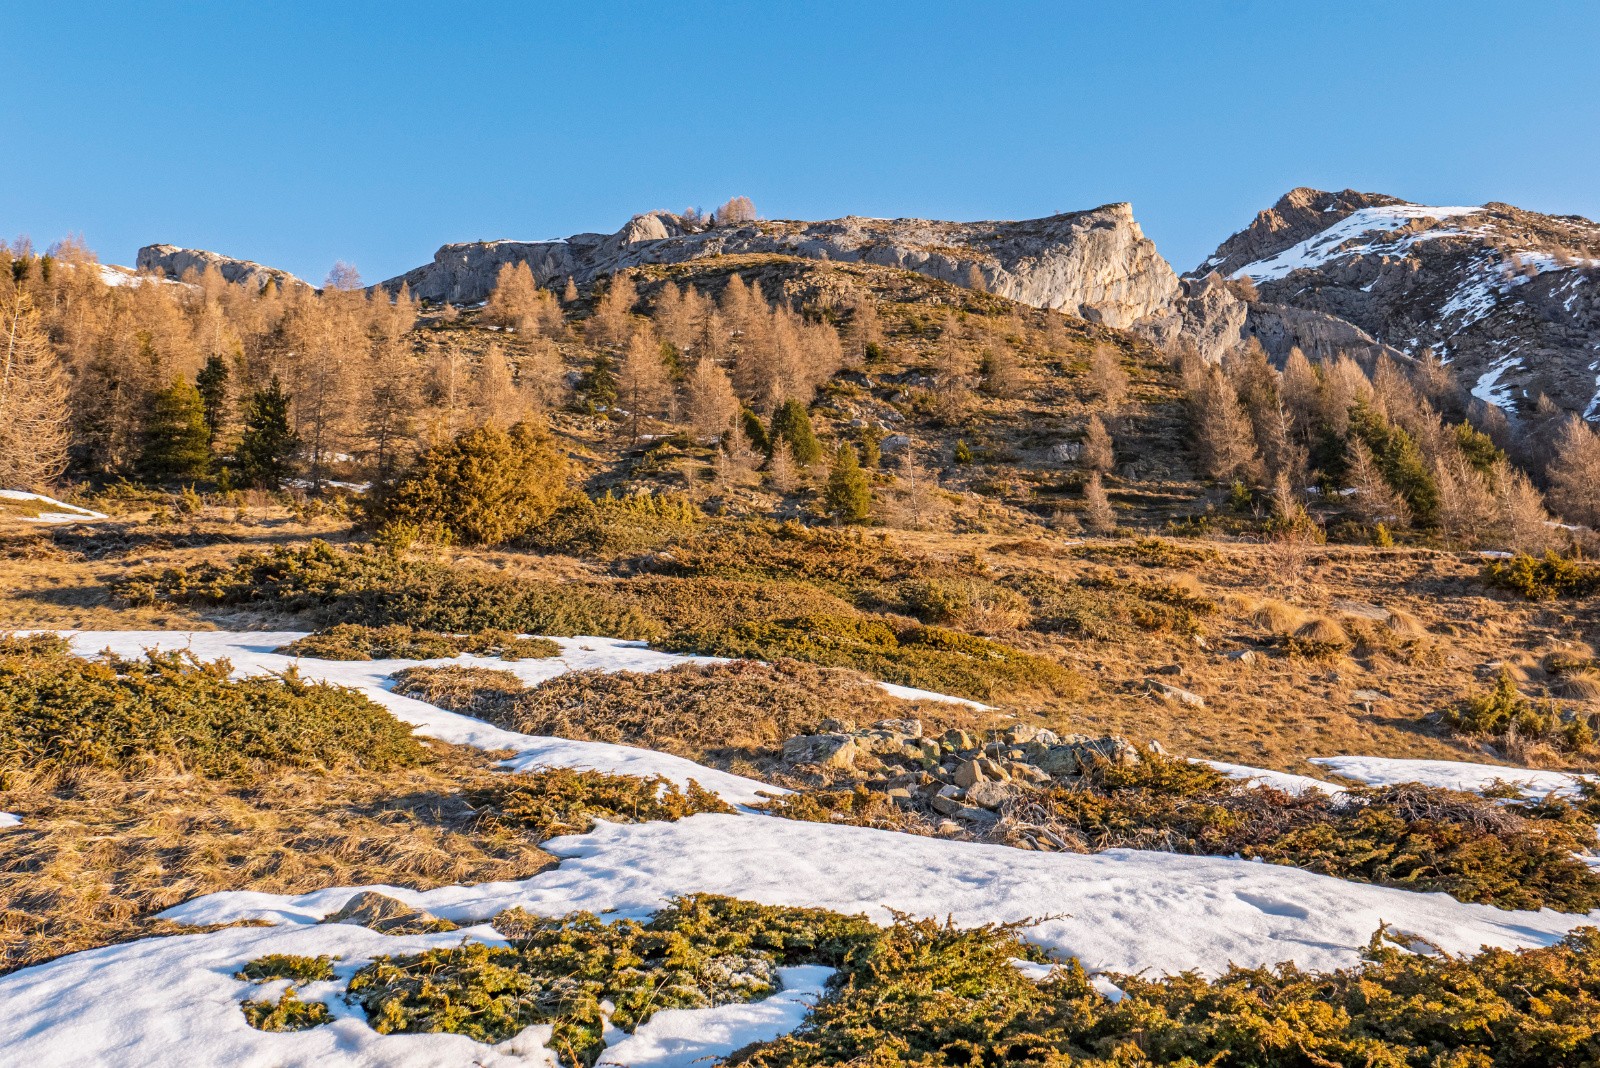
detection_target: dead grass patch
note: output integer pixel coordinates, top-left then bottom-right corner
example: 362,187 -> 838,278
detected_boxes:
0,745 -> 555,973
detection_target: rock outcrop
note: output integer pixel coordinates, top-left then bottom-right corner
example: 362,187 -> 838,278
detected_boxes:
1191,187 -> 1600,417
380,204 -> 1194,330
136,244 -> 308,291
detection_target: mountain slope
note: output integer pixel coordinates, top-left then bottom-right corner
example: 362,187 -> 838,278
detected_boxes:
1194,187 -> 1600,416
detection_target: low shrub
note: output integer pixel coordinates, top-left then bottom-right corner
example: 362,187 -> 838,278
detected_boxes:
463,767 -> 733,841
658,614 -> 1082,703
1483,550 -> 1600,600
0,645 -> 423,777
1446,668 -> 1595,752
119,541 -> 660,640
1063,537 -> 1218,568
527,490 -> 703,555
241,989 -> 334,1032
277,624 -> 559,662
1004,753 -> 1600,912
346,895 -> 880,1065
377,421 -> 568,547
734,920 -> 1600,1068
236,954 -> 338,984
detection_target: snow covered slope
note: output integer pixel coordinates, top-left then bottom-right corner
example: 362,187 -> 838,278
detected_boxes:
1193,186 -> 1600,419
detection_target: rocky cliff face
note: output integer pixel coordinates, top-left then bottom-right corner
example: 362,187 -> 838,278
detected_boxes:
379,204 -> 1195,331
1193,188 -> 1600,417
136,244 -> 308,291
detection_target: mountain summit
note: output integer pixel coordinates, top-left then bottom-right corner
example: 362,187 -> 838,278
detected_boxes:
1194,187 -> 1600,416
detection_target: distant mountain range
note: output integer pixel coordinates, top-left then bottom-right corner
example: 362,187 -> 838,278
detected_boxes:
131,187 -> 1600,419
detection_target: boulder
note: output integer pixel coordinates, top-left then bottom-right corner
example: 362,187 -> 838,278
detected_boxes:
782,733 -> 858,769
1147,680 -> 1206,708
965,780 -> 1016,811
323,891 -> 455,935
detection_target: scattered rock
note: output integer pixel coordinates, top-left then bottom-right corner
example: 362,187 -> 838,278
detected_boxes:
1146,680 -> 1205,708
782,733 -> 858,769
323,892 -> 456,935
874,718 -> 922,738
965,780 -> 1017,811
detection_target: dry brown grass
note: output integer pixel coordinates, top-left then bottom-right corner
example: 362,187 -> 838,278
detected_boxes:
1384,607 -> 1430,640
393,659 -> 988,774
0,743 -> 554,973
1251,599 -> 1308,636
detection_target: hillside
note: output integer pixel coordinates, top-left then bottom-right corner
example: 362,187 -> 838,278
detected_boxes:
1196,187 -> 1600,418
9,221 -> 1600,1066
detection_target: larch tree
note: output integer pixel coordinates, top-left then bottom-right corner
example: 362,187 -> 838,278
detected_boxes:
1080,414 -> 1114,474
1346,435 -> 1411,529
587,274 -> 637,351
0,290 -> 69,488
1082,471 -> 1115,534
979,346 -> 1024,398
1087,342 -> 1128,409
684,358 -> 739,442
1546,415 -> 1600,528
1493,461 -> 1555,553
1191,367 -> 1260,483
713,195 -> 756,226
618,328 -> 669,442
473,343 -> 526,428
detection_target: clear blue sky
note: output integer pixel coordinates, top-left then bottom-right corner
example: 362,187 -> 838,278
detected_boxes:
5,2 -> 1597,284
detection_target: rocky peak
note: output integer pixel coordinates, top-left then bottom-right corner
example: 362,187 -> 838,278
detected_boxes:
378,203 -> 1187,333
1193,187 -> 1407,279
1194,188 -> 1600,418
136,244 -> 308,291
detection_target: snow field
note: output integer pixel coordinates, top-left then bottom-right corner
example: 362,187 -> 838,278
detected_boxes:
11,629 -> 1600,1065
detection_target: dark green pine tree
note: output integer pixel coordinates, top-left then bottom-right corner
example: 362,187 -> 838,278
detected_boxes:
234,377 -> 300,489
739,406 -> 771,455
771,399 -> 822,466
139,378 -> 212,483
583,349 -> 619,412
825,442 -> 873,524
195,354 -> 231,447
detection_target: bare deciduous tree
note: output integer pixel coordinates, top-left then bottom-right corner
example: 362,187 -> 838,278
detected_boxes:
0,291 -> 70,488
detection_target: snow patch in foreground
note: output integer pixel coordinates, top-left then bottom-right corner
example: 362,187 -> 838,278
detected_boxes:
1310,756 -> 1595,799
0,490 -> 106,524
597,965 -> 832,1068
0,920 -> 556,1068
158,813 -> 1595,978
1201,760 -> 1344,796
0,813 -> 20,831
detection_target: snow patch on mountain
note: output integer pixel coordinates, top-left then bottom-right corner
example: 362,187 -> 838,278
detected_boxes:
1233,204 -> 1481,283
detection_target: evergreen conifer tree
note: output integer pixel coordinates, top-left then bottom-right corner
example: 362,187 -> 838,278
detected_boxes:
195,354 -> 231,447
235,377 -> 299,489
825,442 -> 872,523
771,399 -> 822,465
139,378 -> 211,483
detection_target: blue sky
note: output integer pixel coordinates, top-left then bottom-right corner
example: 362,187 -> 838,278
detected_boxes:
4,2 -> 1597,284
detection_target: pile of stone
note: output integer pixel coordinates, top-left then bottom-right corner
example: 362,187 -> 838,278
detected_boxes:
781,718 -> 1143,832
